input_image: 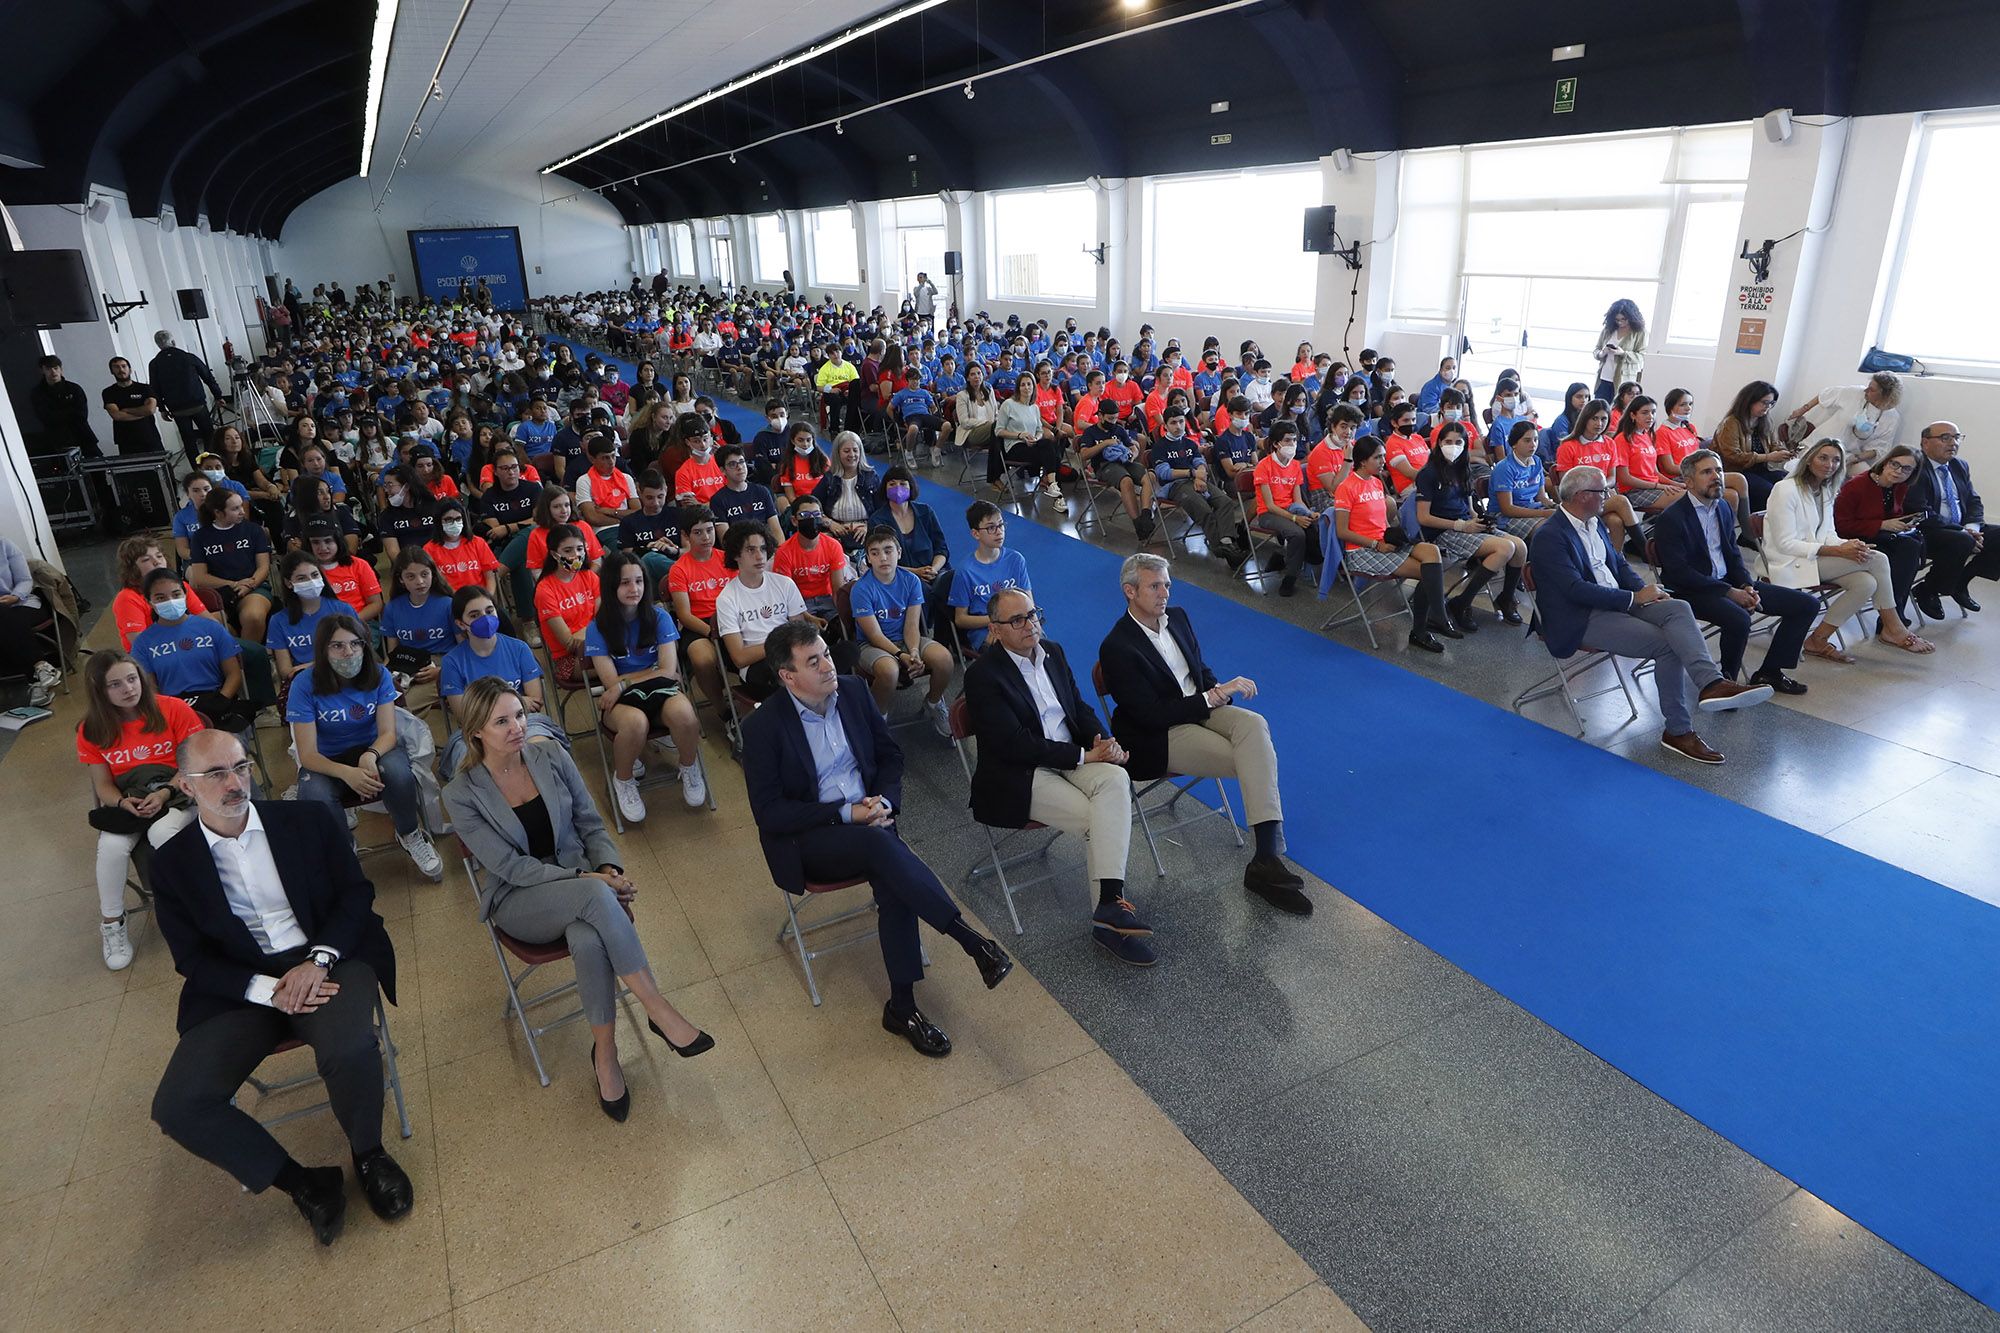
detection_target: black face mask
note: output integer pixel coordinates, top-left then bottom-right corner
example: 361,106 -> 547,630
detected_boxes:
796,514 -> 821,540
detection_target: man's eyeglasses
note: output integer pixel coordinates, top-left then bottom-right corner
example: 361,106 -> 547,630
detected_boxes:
186,760 -> 254,784
993,608 -> 1044,630
1925,431 -> 1966,445
1575,487 -> 1607,497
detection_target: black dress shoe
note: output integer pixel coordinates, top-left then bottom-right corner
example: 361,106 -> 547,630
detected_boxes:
1955,591 -> 1983,613
286,1165 -> 347,1246
1915,589 -> 1945,621
972,938 -> 1014,990
1494,597 -> 1524,626
648,1019 -> 715,1057
1749,668 -> 1808,696
1445,599 -> 1480,632
1407,629 -> 1445,653
882,1002 -> 952,1057
1429,618 -> 1464,640
1244,870 -> 1314,916
589,1046 -> 631,1122
1245,855 -> 1305,890
353,1148 -> 413,1221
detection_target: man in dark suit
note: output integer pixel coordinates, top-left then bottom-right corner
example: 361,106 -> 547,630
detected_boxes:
1906,420 -> 2000,616
1098,553 -> 1310,915
150,730 -> 410,1247
1528,465 -> 1772,765
962,588 -> 1153,966
1652,449 -> 1818,695
743,621 -> 1012,1058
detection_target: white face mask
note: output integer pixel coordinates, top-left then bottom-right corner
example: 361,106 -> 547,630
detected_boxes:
154,596 -> 187,622
1441,409 -> 1462,423
794,441 -> 815,455
1230,416 -> 1249,432
1440,443 -> 1465,462
293,576 -> 324,601
769,415 -> 787,430
1671,412 -> 1689,426
1275,444 -> 1296,463
441,518 -> 463,538
1500,397 -> 1518,412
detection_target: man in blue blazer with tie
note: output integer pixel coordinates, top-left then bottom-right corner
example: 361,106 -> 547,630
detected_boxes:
743,620 -> 1012,1058
150,729 -> 409,1247
1906,420 -> 2000,615
1528,465 -> 1772,764
1652,449 -> 1817,695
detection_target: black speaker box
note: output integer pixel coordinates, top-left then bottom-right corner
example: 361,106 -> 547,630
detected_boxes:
176,288 -> 209,320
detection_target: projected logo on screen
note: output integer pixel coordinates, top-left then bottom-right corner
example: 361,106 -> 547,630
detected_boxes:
406,227 -> 529,309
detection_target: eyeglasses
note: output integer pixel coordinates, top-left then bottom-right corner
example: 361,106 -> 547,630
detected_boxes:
993,608 -> 1044,630
1575,487 -> 1607,497
975,522 -> 1006,533
186,759 -> 255,784
1925,431 -> 1966,444
1883,462 -> 1915,475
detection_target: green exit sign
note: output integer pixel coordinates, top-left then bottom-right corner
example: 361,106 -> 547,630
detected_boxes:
1554,77 -> 1578,114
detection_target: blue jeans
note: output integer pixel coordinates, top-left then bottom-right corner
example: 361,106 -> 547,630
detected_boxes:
298,740 -> 421,836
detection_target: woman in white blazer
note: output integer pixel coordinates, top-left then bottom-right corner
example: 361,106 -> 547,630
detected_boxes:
1761,439 -> 1933,660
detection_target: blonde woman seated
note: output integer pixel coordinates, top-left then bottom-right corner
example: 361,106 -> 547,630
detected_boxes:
1761,438 -> 1934,661
442,677 -> 714,1122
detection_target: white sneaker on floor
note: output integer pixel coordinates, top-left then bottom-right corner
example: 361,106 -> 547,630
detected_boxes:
346,806 -> 359,830
101,917 -> 133,971
930,699 -> 953,739
32,661 -> 60,690
613,775 -> 647,823
1041,478 -> 1069,513
680,762 -> 707,808
399,828 -> 443,880
28,681 -> 53,708
631,756 -> 646,779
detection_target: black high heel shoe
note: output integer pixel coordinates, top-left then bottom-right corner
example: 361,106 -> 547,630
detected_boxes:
650,1019 -> 715,1058
589,1043 -> 630,1122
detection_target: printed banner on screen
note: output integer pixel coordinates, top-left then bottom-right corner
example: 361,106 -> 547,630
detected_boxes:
406,227 -> 529,309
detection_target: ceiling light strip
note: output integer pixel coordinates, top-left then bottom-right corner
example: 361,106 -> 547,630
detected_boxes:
542,0 -> 955,175
358,0 -> 405,177
558,0 -> 1264,198
370,0 -> 479,209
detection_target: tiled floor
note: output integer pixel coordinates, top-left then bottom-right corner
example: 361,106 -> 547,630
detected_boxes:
13,382 -> 2000,1330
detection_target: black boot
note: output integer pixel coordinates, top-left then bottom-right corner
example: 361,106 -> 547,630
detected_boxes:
1494,563 -> 1525,624
1406,575 -> 1446,652
1447,564 -> 1497,633
1417,560 -> 1460,638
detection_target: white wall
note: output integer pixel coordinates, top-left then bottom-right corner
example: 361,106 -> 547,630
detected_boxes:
278,171 -> 629,302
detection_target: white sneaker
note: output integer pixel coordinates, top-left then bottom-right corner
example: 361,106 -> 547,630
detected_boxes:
32,661 -> 60,690
399,828 -> 443,879
930,699 -> 953,739
28,681 -> 53,708
101,917 -> 133,971
680,762 -> 707,808
1042,478 -> 1069,513
631,756 -> 647,780
613,775 -> 647,823
346,806 -> 359,830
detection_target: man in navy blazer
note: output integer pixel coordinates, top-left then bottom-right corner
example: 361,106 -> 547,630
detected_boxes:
1528,465 -> 1772,764
743,620 -> 1011,1058
1652,449 -> 1816,694
1906,420 -> 2000,615
150,729 -> 408,1247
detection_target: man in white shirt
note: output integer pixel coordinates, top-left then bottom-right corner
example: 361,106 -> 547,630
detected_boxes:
1097,554 -> 1309,914
961,589 -> 1152,964
149,729 -> 411,1246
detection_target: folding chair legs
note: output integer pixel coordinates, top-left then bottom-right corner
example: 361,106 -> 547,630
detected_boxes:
1512,650 -> 1640,735
1132,775 -> 1245,877
775,886 -> 929,1006
234,997 -> 414,1139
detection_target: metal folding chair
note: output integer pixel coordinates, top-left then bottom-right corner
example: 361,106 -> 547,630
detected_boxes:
947,697 -> 1076,935
1088,663 -> 1243,876
1232,470 -> 1281,590
773,875 -> 925,1007
230,994 -> 413,1140
1509,566 -> 1641,735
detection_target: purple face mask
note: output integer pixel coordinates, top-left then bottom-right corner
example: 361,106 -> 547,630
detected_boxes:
885,483 -> 912,504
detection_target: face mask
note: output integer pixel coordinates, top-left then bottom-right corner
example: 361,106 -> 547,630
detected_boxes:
1442,409 -> 1462,423
441,518 -> 463,538
1114,372 -> 1128,383
886,483 -> 911,504
1671,412 -> 1689,426
768,415 -> 787,430
1257,375 -> 1271,386
1292,405 -> 1306,416
329,654 -> 364,680
155,597 -> 187,622
1230,416 -> 1249,432
793,440 -> 815,455
1500,398 -> 1518,412
558,553 -> 584,571
293,576 -> 324,600
1275,445 -> 1297,463
796,514 -> 821,540
469,612 -> 500,640
1853,418 -> 1875,436
202,468 -> 226,484
1441,443 -> 1465,462
1165,426 -> 1185,440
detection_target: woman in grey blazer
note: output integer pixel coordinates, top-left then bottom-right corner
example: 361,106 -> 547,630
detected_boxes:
442,677 -> 713,1122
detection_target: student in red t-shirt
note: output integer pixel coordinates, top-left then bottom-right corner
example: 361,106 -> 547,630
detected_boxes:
1331,437 -> 1454,653
424,498 -> 503,595
305,523 -> 384,620
1657,387 -> 1753,526
1610,396 -> 1687,514
1553,397 -> 1641,551
665,504 -> 730,710
574,435 -> 639,528
525,488 -> 605,576
76,649 -> 205,970
1252,421 -> 1316,596
533,524 -> 601,687
770,494 -> 851,610
1379,403 -> 1432,495
1307,404 -> 1363,507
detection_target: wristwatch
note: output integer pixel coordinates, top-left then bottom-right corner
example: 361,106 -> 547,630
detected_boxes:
308,946 -> 337,970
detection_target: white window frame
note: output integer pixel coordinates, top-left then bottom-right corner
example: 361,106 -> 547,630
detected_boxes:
751,213 -> 788,284
807,206 -> 860,288
1142,164 -> 1320,323
668,222 -> 695,279
986,184 -> 1098,306
1875,109 -> 2000,380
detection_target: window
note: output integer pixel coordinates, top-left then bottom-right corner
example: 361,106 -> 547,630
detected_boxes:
669,223 -> 695,278
713,237 -> 734,287
751,214 -> 788,283
1145,166 -> 1321,319
989,185 -> 1096,303
1391,124 -> 1750,398
888,196 -> 946,302
808,207 -> 859,287
1880,114 -> 2000,374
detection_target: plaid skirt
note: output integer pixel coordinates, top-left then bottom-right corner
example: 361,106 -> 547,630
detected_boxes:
1341,545 -> 1407,577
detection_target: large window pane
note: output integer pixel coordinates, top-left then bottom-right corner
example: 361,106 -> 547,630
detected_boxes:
1467,136 -> 1673,204
1464,207 -> 1670,280
808,207 -> 859,287
1145,166 -> 1321,318
990,186 -> 1096,302
1665,197 -> 1745,344
751,214 -> 787,283
1462,276 -> 1659,403
669,223 -> 695,277
1882,119 -> 2000,369
1390,150 -> 1462,319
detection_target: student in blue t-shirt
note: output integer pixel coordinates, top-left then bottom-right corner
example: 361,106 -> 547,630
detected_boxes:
930,354 -> 965,398
948,500 -> 1033,652
888,380 -> 938,459
129,567 -> 257,731
378,547 -> 457,681
436,584 -> 564,774
850,524 -> 955,731
582,552 -> 707,820
265,550 -> 342,679
1487,419 -> 1558,538
286,613 -> 441,876
1208,400 -> 1260,486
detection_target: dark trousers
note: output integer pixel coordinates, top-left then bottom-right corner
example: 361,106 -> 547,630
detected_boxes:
179,689 -> 260,734
989,437 -> 1060,484
793,824 -> 960,987
151,958 -> 384,1192
1679,581 -> 1817,678
1867,533 -> 1924,617
1740,463 -> 1787,512
0,602 -> 50,676
168,405 -> 215,449
1915,521 -> 2000,598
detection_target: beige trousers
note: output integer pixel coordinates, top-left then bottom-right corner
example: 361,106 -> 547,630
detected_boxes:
1162,705 -> 1282,827
1028,762 -> 1133,882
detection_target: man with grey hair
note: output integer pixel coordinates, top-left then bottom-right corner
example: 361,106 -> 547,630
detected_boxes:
1099,553 -> 1308,914
147,328 -> 225,448
1652,449 -> 1818,694
1528,465 -> 1772,764
1906,420 -> 2000,615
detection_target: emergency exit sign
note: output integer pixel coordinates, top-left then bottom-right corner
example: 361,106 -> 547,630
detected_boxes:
1554,77 -> 1578,113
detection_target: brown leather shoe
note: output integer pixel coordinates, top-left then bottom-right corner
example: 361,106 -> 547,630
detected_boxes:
1660,731 -> 1724,764
1696,677 -> 1774,712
